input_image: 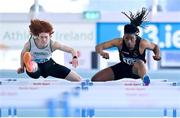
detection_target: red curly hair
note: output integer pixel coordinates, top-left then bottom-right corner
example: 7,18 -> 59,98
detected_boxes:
29,19 -> 54,36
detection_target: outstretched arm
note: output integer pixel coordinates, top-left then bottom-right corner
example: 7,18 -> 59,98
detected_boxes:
152,44 -> 161,60
141,39 -> 161,61
52,41 -> 78,68
52,41 -> 78,57
96,38 -> 122,59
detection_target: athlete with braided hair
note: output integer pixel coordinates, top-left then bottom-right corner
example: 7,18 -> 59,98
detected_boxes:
91,8 -> 161,86
17,19 -> 81,81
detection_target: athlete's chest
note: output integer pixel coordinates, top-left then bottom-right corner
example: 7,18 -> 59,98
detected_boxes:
120,47 -> 141,65
121,49 -> 139,57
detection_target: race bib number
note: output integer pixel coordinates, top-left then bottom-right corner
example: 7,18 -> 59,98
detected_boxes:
34,58 -> 49,63
122,58 -> 137,65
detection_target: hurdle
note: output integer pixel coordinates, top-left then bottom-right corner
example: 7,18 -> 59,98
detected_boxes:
0,78 -> 83,117
65,79 -> 180,117
1,78 -> 180,117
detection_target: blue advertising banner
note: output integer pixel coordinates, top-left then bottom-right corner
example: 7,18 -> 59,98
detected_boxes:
97,23 -> 180,50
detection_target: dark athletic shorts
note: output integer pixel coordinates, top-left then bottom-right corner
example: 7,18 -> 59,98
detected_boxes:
26,58 -> 71,79
110,62 -> 140,80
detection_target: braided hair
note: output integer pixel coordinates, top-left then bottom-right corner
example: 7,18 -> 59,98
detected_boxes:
122,8 -> 149,34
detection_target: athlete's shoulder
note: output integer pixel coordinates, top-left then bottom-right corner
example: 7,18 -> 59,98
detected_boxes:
139,38 -> 154,51
51,40 -> 59,46
139,38 -> 148,45
51,40 -> 65,51
111,38 -> 123,45
22,41 -> 30,51
24,41 -> 30,47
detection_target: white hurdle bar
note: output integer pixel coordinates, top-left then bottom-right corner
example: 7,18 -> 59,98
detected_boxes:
66,79 -> 180,117
0,78 -> 84,117
1,78 -> 180,117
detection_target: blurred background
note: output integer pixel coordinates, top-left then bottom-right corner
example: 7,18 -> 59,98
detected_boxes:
0,0 -> 180,78
0,0 -> 180,117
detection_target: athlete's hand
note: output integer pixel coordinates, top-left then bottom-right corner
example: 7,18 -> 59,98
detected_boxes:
70,58 -> 79,68
100,52 -> 109,59
17,67 -> 24,74
153,55 -> 161,61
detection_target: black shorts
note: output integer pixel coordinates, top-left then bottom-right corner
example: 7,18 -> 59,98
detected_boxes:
26,58 -> 71,79
110,62 -> 140,80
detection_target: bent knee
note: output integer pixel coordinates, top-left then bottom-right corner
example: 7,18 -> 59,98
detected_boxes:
75,76 -> 81,82
134,60 -> 145,68
65,71 -> 82,82
91,76 -> 97,82
91,75 -> 102,82
91,75 -> 97,81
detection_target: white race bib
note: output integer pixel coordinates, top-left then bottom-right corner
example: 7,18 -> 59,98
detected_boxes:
122,58 -> 137,65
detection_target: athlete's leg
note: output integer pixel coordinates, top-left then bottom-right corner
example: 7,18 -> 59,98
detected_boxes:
65,50 -> 82,81
132,60 -> 150,85
46,59 -> 81,81
65,70 -> 82,82
23,52 -> 38,72
132,60 -> 147,78
26,70 -> 41,79
91,67 -> 115,82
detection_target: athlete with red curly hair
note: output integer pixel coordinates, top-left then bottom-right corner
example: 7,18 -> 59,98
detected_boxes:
17,19 -> 81,81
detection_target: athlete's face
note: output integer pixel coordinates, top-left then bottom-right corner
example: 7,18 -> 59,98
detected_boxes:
123,34 -> 136,49
37,32 -> 51,47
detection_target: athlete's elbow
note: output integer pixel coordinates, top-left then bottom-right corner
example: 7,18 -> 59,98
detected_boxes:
95,45 -> 102,53
153,44 -> 160,52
